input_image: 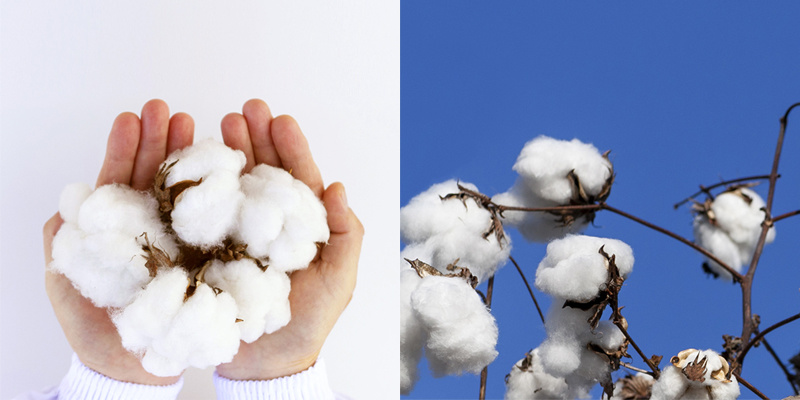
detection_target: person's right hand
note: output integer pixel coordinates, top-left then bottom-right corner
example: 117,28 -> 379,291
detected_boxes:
43,100 -> 193,385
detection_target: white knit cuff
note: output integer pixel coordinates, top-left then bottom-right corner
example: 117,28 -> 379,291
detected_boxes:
57,353 -> 184,400
213,358 -> 335,400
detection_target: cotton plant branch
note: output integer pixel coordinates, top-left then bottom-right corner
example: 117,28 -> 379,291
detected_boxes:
760,337 -> 800,395
733,311 -> 800,374
772,208 -> 800,223
672,174 -> 775,210
508,255 -> 545,324
733,371 -> 770,400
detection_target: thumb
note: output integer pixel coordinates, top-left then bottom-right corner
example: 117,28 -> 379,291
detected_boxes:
43,213 -> 64,266
319,182 -> 364,291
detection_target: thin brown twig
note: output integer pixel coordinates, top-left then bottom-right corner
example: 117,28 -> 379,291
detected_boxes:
733,371 -> 770,400
598,203 -> 744,282
760,337 -> 800,395
613,321 -> 660,379
509,255 -> 545,323
672,174 -> 774,209
773,209 -> 800,223
736,311 -> 800,370
739,102 -> 800,367
479,275 -> 495,400
620,362 -> 653,376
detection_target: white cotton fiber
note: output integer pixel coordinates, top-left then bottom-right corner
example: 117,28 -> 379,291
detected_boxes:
58,182 -> 92,223
164,139 -> 246,184
203,259 -> 291,342
400,261 -> 427,395
51,184 -> 177,308
170,173 -> 244,248
492,136 -> 612,243
411,275 -> 498,376
513,136 -> 612,204
694,188 -> 776,279
401,180 -> 510,283
236,164 -> 328,272
535,234 -> 633,301
649,365 -> 690,400
504,348 -> 569,399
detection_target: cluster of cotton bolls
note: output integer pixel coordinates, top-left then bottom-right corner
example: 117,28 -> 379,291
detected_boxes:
493,136 -> 614,243
50,139 -> 329,376
693,186 -> 776,280
505,234 -> 634,399
400,180 -> 510,393
650,349 -> 740,400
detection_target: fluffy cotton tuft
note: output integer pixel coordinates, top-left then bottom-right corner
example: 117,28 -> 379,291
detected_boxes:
165,139 -> 246,248
50,139 -> 330,375
411,275 -> 498,376
401,180 -> 510,283
505,348 -> 569,399
236,164 -> 329,272
400,253 -> 427,395
693,187 -> 776,280
535,234 -> 633,301
494,136 -> 613,243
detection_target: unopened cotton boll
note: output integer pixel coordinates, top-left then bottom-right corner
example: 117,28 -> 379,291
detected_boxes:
401,180 -> 510,283
236,164 -> 328,272
513,136 -> 612,204
411,275 -> 498,376
504,349 -> 569,399
535,235 -> 633,301
203,259 -> 291,342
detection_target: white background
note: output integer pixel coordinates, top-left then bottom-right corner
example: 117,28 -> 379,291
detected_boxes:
0,1 -> 399,398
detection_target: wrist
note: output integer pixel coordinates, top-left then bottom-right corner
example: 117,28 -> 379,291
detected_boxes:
216,350 -> 320,381
80,354 -> 182,386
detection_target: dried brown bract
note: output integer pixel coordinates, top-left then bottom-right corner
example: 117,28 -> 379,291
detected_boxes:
405,258 -> 479,289
139,232 -> 175,277
615,374 -> 654,400
153,159 -> 202,223
441,182 -> 508,248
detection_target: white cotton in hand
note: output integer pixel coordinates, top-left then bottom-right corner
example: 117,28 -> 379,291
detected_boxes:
401,180 -> 510,283
58,182 -> 93,223
535,234 -> 633,301
236,164 -> 328,272
512,136 -> 612,204
203,259 -> 291,342
411,276 -> 498,376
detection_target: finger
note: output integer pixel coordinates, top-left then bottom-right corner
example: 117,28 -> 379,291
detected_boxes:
43,213 -> 64,265
318,183 -> 363,292
221,112 -> 256,172
166,112 -> 195,155
95,113 -> 141,187
130,99 -> 170,190
271,115 -> 324,197
242,99 -> 281,167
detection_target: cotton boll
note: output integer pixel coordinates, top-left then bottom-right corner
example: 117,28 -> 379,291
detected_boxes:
112,267 -> 189,355
236,164 -> 328,271
536,235 -> 634,300
58,182 -> 93,223
163,138 -> 246,185
401,180 -> 511,282
171,173 -> 244,248
610,373 -> 654,400
504,349 -> 568,399
512,136 -> 612,204
50,226 -> 167,308
588,320 -> 625,352
77,184 -> 163,237
203,259 -> 291,342
708,375 -> 740,400
411,276 -> 498,376
693,219 -> 743,279
537,305 -> 594,376
143,283 -> 241,376
400,264 -> 426,394
650,366 -> 690,400
538,336 -> 583,377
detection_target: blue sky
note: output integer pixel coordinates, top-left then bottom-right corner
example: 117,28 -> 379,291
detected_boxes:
401,2 -> 800,398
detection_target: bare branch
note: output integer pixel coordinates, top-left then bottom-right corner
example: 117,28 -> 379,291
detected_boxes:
673,175 -> 774,210
509,255 -> 545,324
479,275 -> 495,400
761,337 -> 800,395
733,371 -> 769,400
599,203 -> 744,282
773,209 -> 800,223
735,311 -> 800,371
613,320 -> 661,379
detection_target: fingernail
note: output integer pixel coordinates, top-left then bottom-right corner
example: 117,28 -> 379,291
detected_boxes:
340,186 -> 348,208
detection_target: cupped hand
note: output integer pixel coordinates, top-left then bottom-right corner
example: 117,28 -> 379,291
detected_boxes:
216,99 -> 364,380
43,100 -> 193,385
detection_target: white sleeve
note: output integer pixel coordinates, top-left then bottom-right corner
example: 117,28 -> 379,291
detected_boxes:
54,353 -> 184,400
213,358 -> 338,400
